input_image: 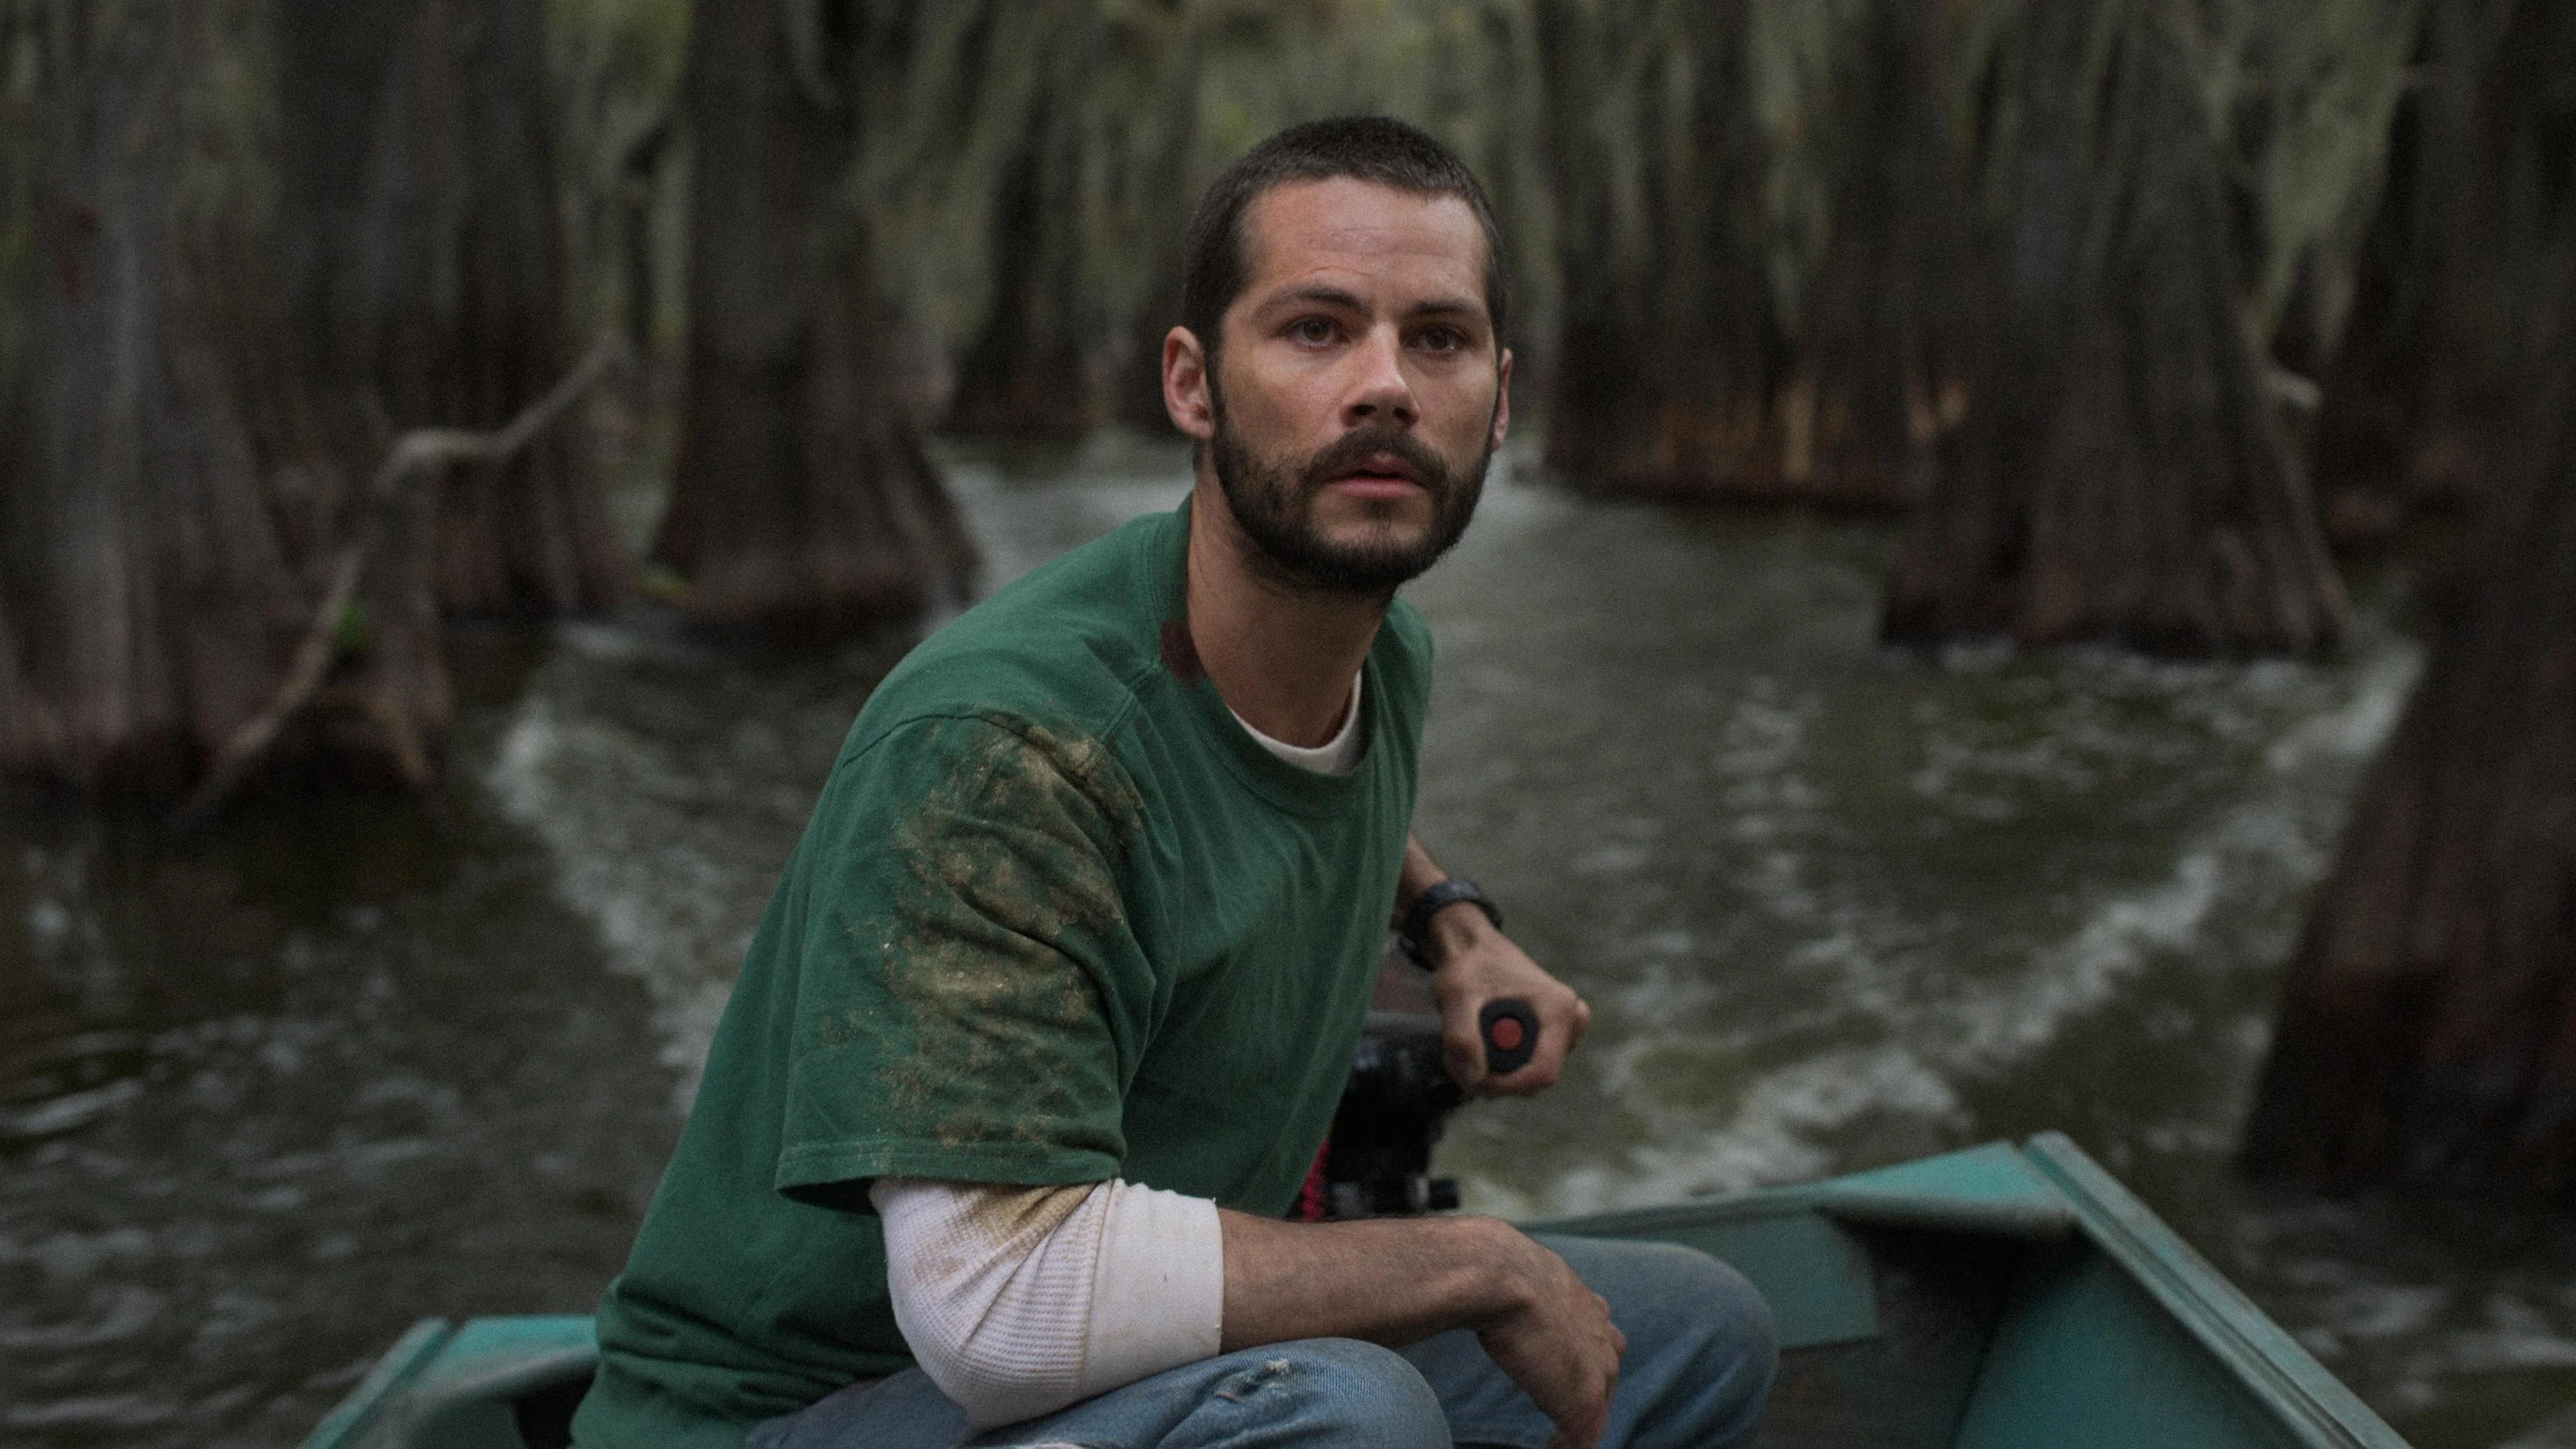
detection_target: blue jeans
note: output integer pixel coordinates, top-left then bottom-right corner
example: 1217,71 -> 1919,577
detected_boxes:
744,1235 -> 1776,1448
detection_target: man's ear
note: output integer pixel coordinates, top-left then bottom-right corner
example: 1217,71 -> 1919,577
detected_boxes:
1491,347 -> 1514,448
1163,326 -> 1216,442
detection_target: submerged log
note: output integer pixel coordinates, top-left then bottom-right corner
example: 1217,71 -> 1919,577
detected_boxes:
1882,0 -> 2347,655
2241,268 -> 2576,1197
653,0 -> 975,633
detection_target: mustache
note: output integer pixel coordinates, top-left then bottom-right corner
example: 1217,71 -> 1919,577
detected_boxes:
1296,425 -> 1451,494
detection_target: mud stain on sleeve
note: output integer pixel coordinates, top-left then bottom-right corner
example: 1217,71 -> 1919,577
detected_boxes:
871,717 -> 1148,1160
883,1178 -> 1095,1287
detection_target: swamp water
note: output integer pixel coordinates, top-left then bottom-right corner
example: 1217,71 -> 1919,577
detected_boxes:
5,435 -> 2576,1448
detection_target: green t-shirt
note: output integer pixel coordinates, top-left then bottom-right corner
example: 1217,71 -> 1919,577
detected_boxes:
571,503 -> 1432,1448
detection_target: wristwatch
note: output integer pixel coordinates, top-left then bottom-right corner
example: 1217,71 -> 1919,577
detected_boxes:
1398,877 -> 1503,969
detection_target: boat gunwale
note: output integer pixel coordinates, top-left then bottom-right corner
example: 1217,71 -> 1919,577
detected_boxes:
1527,1134 -> 2412,1449
2022,1132 -> 2407,1449
300,1318 -> 453,1449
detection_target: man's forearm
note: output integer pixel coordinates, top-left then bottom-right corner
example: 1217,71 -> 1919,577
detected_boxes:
1218,1205 -> 1627,1446
1217,1208 -> 1525,1351
1397,833 -> 1449,918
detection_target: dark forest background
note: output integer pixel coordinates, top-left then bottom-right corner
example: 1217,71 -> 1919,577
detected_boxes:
4,0 -> 2576,1204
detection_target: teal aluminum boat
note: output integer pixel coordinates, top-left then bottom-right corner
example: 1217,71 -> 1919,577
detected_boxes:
301,1133 -> 2411,1449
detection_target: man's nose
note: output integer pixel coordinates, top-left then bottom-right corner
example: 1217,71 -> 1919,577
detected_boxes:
1343,324 -> 1417,428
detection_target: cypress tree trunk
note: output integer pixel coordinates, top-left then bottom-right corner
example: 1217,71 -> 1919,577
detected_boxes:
1882,0 -> 2347,655
1784,0 -> 1975,509
2308,0 -> 2576,537
274,0 -> 629,618
1105,64 -> 1203,437
0,3 -> 616,801
0,3 -> 300,794
2241,260 -> 2576,1196
941,131 -> 1109,442
930,0 -> 1199,442
0,600 -> 60,779
652,0 -> 974,632
1538,0 -> 1792,498
1110,234 -> 1191,435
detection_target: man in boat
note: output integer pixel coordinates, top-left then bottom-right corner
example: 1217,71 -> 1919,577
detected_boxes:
571,117 -> 1776,1449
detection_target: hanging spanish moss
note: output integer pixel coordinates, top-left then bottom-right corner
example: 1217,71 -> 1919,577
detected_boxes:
938,101 -> 1118,441
2200,0 -> 2420,378
545,0 -> 691,355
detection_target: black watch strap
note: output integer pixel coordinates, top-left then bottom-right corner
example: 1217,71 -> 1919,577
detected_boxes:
1399,877 -> 1503,969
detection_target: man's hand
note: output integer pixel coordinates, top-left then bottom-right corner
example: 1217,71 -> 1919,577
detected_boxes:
1397,835 -> 1591,1096
1474,1223 -> 1627,1449
1424,910 -> 1589,1096
1220,1212 -> 1625,1449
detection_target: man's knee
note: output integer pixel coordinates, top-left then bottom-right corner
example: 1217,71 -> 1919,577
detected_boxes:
1656,1255 -> 1776,1448
1660,1244 -> 1776,1368
1196,1338 -> 1449,1448
1683,1250 -> 1776,1401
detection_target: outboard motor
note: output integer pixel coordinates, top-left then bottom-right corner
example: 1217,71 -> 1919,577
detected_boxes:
1303,999 -> 1537,1221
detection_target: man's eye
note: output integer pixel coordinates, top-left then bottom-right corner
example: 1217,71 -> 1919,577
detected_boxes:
1418,327 -> 1464,353
1291,317 -> 1336,344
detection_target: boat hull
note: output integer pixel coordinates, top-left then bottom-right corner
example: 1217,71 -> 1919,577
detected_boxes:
301,1134 -> 2410,1449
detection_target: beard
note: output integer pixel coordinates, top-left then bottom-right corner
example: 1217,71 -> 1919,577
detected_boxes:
1210,407 -> 1493,596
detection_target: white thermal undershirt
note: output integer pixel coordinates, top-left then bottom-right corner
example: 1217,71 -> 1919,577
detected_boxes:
872,1177 -> 1223,1427
1229,672 -> 1365,776
868,674 -> 1362,1425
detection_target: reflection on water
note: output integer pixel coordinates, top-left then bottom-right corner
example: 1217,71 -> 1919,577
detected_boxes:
4,432 -> 2575,1448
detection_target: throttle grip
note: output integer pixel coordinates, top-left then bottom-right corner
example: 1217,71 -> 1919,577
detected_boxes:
1480,998 -> 1539,1075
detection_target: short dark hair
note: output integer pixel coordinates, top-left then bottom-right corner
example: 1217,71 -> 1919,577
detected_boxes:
1179,116 -> 1509,370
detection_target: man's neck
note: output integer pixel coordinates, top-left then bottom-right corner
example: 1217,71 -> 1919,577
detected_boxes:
1184,474 -> 1387,749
